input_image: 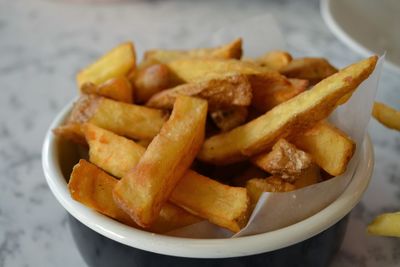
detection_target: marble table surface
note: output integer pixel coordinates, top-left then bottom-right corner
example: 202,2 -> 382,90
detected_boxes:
1,0 -> 399,266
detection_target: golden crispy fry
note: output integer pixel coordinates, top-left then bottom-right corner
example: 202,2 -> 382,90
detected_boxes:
66,94 -> 167,140
133,64 -> 172,103
372,102 -> 400,131
256,50 -> 292,70
252,139 -> 312,181
113,96 -> 208,227
249,73 -> 307,112
368,212 -> 400,237
68,159 -> 135,226
170,170 -> 249,233
293,164 -> 320,189
53,124 -> 86,145
210,107 -> 248,131
289,78 -> 310,91
144,38 -> 242,63
77,42 -> 136,87
280,57 -> 337,84
246,177 -> 295,207
84,123 -> 249,232
83,123 -> 145,178
146,74 -> 252,111
198,56 -> 377,165
292,121 -> 355,176
81,77 -> 133,103
166,58 -> 270,83
69,159 -> 201,233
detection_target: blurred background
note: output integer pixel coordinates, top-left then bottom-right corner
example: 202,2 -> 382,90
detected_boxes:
0,0 -> 399,266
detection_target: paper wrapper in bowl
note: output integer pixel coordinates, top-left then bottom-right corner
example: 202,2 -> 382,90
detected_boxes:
166,14 -> 383,238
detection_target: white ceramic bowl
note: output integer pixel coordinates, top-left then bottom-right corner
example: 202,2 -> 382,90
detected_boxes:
42,101 -> 374,259
321,0 -> 400,73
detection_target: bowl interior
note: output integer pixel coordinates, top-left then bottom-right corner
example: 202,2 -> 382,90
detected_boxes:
42,102 -> 374,258
321,0 -> 400,73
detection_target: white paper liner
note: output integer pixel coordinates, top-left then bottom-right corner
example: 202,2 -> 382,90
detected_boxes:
167,14 -> 383,238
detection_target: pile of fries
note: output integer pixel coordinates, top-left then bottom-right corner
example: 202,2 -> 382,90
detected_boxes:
54,39 -> 379,234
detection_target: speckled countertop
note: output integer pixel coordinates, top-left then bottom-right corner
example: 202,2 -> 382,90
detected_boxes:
0,0 -> 399,266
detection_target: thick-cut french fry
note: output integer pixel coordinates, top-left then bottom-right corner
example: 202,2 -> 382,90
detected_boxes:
210,107 -> 248,131
68,159 -> 201,233
170,170 -> 249,233
368,212 -> 400,237
255,50 -> 292,70
144,38 -> 242,63
146,74 -> 252,111
248,73 -> 307,112
68,159 -> 136,226
53,123 -> 86,145
66,95 -> 168,140
83,123 -> 145,178
292,121 -> 355,176
280,57 -> 338,84
81,77 -> 133,103
113,96 -> 208,227
133,64 -> 172,103
372,102 -> 400,131
84,124 -> 249,232
166,58 -> 270,83
77,42 -> 136,87
246,177 -> 295,206
251,139 -> 312,181
198,56 -> 377,165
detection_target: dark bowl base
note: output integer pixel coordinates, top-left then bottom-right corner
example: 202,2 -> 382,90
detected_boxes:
69,214 -> 349,267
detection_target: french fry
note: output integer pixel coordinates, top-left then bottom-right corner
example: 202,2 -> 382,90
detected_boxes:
251,139 -> 312,181
368,212 -> 400,237
280,57 -> 338,84
77,42 -> 136,87
144,38 -> 242,63
246,177 -> 295,207
372,102 -> 400,131
210,107 -> 248,131
81,77 -> 133,103
198,56 -> 377,165
170,170 -> 249,233
53,123 -> 86,145
84,124 -> 250,232
255,50 -> 292,70
292,121 -> 355,176
66,94 -> 168,140
166,58 -> 270,83
113,96 -> 208,227
83,123 -> 145,178
68,159 -> 201,233
146,74 -> 252,111
249,73 -> 307,112
133,64 -> 172,103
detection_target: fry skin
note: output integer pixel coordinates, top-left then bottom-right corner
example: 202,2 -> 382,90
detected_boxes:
113,96 -> 208,227
198,56 -> 377,165
77,42 -> 136,87
210,107 -> 248,131
146,74 -> 252,111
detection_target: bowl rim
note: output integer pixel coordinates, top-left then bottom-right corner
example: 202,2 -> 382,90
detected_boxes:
320,0 -> 400,74
42,100 -> 374,258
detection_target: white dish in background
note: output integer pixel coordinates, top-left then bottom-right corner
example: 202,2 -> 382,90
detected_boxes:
321,0 -> 400,73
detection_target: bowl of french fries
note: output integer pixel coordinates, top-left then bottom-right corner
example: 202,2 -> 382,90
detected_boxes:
42,38 -> 380,267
